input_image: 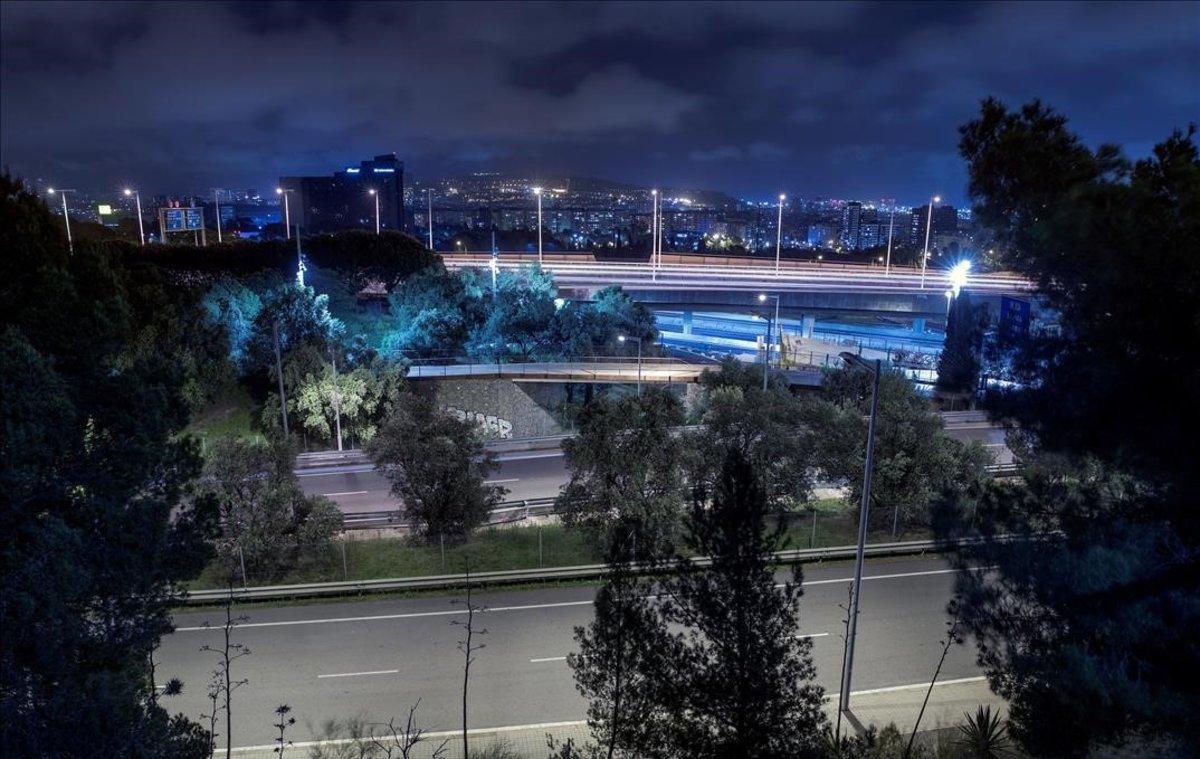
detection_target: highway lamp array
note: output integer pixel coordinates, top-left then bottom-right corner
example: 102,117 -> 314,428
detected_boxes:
123,188 -> 145,246
368,188 -> 380,235
46,187 -> 76,253
212,188 -> 223,243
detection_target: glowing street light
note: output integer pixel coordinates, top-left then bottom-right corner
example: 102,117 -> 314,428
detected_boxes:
920,194 -> 941,288
47,187 -> 76,253
948,259 -> 972,297
758,293 -> 780,390
276,187 -> 294,239
532,186 -> 543,265
618,334 -> 643,397
774,194 -> 786,274
368,188 -> 380,235
123,188 -> 145,246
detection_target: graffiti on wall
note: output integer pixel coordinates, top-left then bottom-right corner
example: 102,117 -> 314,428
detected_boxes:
443,406 -> 514,439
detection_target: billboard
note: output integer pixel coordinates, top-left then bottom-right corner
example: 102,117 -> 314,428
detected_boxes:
160,207 -> 204,232
999,296 -> 1031,345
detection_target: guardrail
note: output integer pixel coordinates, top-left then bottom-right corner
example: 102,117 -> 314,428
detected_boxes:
181,537 -> 954,605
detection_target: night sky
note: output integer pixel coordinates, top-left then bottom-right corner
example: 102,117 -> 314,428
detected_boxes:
2,1 -> 1196,205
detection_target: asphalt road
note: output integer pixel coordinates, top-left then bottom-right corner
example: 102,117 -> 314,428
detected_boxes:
158,556 -> 978,749
298,424 -> 1009,514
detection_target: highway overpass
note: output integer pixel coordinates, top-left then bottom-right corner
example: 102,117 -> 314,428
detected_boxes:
441,252 -> 1034,318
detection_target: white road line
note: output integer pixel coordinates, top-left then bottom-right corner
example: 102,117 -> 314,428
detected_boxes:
485,478 -> 520,485
822,675 -> 986,701
175,599 -> 595,632
317,669 -> 399,679
176,568 -> 975,633
794,632 -> 830,639
530,656 -> 568,663
322,490 -> 369,497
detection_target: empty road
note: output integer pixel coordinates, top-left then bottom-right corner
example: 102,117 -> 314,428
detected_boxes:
159,556 -> 978,750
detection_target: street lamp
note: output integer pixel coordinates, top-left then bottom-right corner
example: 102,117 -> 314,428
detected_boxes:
617,334 -> 643,397
839,358 -> 883,716
650,189 -> 659,274
212,188 -> 223,243
774,194 -> 786,274
427,188 -> 434,250
883,198 -> 896,276
47,188 -> 76,253
276,187 -> 294,239
758,293 -> 780,390
948,259 -> 971,297
920,195 -> 941,288
123,188 -> 145,246
532,186 -> 543,265
368,189 -> 380,235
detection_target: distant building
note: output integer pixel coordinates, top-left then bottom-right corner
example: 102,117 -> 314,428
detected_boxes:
909,204 -> 957,247
279,153 -> 405,234
840,201 -> 863,249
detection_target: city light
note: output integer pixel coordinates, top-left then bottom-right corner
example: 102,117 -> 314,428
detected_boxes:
948,259 -> 972,296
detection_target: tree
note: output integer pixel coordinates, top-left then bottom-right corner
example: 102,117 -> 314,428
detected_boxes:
815,365 -> 992,534
200,592 -> 251,759
384,267 -> 485,358
1,173 -> 215,756
468,266 -> 557,361
245,283 -> 345,379
200,437 -> 341,581
451,566 -> 488,758
557,388 -> 688,553
691,358 -> 819,510
571,453 -> 827,757
366,391 -> 503,537
937,290 -> 987,395
935,100 -> 1200,755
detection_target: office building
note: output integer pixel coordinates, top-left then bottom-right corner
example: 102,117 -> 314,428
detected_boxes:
840,201 -> 863,249
910,203 -> 957,246
279,153 -> 405,234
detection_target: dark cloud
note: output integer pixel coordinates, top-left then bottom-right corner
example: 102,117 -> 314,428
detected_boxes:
1,1 -> 1195,204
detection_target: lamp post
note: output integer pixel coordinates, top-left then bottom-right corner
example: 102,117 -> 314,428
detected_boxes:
47,188 -> 75,253
920,194 -> 940,288
839,357 -> 883,715
212,188 -> 223,243
427,188 -> 434,250
758,293 -> 780,390
368,189 -> 380,235
276,187 -> 294,240
884,199 -> 896,276
774,194 -> 786,274
618,334 -> 643,397
533,186 -> 543,265
330,348 -> 343,451
650,189 -> 658,274
123,188 -> 145,246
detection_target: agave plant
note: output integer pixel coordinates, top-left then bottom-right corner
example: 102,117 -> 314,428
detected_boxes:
955,705 -> 1011,758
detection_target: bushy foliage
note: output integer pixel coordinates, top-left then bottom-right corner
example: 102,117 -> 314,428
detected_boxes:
199,437 -> 341,581
936,100 -> 1200,755
0,173 -> 217,755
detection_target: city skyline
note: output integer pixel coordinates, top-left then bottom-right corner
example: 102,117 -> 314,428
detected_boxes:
2,1 -> 1195,205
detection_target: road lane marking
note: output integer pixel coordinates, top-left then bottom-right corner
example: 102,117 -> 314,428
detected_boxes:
317,669 -> 399,679
484,478 -> 519,485
530,656 -> 568,663
175,568 -> 976,633
322,491 -> 369,497
794,632 -> 830,639
494,451 -> 564,461
822,675 -> 986,701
